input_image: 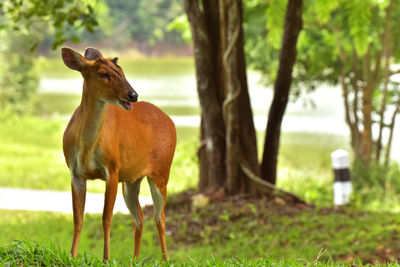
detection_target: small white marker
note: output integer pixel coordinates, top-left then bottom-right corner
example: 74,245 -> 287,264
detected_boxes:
331,149 -> 353,206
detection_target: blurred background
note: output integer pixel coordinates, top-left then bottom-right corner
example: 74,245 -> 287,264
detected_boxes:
1,0 -> 400,265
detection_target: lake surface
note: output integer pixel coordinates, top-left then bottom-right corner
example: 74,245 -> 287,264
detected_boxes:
38,57 -> 400,162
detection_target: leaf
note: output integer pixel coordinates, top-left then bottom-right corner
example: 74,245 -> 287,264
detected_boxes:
344,0 -> 372,56
315,0 -> 339,24
265,0 -> 287,49
71,36 -> 80,43
29,42 -> 39,52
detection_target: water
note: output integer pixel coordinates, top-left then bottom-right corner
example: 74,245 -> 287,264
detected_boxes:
37,57 -> 400,161
38,62 -> 347,133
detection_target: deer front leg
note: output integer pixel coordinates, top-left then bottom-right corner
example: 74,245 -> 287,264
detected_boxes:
70,175 -> 87,257
102,174 -> 118,261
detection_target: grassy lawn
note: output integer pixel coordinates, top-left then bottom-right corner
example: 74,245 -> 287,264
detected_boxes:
0,114 -> 198,195
4,113 -> 399,210
1,239 -> 320,267
1,199 -> 400,265
6,241 -> 383,267
0,112 -> 347,204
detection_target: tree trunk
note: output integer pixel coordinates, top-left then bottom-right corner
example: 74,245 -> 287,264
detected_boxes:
186,0 -> 260,195
360,68 -> 373,165
375,0 -> 395,163
260,0 -> 303,185
198,117 -> 209,191
235,0 -> 260,194
185,0 -> 303,200
184,0 -> 226,193
223,0 -> 250,194
223,0 -> 260,195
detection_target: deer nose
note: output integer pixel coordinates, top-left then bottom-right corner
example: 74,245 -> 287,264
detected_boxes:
127,91 -> 138,102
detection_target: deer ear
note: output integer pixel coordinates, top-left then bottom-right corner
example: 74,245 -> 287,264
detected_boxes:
61,47 -> 85,72
112,57 -> 119,65
84,47 -> 103,60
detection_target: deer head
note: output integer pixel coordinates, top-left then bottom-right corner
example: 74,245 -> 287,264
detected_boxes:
61,47 -> 138,110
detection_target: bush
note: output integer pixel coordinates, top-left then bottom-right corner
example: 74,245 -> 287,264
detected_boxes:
0,33 -> 39,114
351,160 -> 400,211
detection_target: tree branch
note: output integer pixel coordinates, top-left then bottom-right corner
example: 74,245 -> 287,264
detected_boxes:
384,98 -> 400,167
222,23 -> 241,123
337,40 -> 358,137
239,152 -> 304,203
376,0 -> 395,163
389,69 -> 400,76
183,0 -> 203,23
351,49 -> 360,129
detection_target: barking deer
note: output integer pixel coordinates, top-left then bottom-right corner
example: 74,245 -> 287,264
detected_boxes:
61,47 -> 176,260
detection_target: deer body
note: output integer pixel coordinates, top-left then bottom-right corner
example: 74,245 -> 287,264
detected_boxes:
61,47 -> 176,261
64,102 -> 175,183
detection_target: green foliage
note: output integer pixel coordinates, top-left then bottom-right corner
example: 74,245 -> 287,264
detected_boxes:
351,161 -> 400,211
0,0 -> 99,49
265,0 -> 287,49
342,0 -> 372,56
276,132 -> 347,206
0,0 -> 101,113
0,36 -> 39,113
244,0 -> 400,92
99,0 -> 185,49
314,0 -> 338,24
167,15 -> 192,44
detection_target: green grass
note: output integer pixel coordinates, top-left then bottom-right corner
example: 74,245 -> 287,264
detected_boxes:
2,240 -> 368,267
0,113 -> 198,194
33,93 -> 82,116
0,114 -> 69,191
1,204 -> 400,265
0,112 -> 336,199
5,240 -> 398,267
277,132 -> 349,206
2,112 -> 400,211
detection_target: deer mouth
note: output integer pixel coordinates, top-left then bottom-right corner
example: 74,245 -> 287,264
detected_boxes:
117,97 -> 133,110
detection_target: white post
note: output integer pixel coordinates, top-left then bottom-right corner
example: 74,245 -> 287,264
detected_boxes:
331,149 -> 352,206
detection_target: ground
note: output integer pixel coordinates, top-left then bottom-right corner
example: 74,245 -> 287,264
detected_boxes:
1,190 -> 400,265
159,191 -> 400,265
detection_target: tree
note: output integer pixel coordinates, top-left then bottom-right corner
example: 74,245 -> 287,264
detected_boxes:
0,0 -> 98,49
184,0 -> 259,195
184,0 -> 304,200
260,0 -> 303,185
332,0 -> 400,169
246,0 -> 400,186
0,0 -> 99,112
103,0 -> 184,51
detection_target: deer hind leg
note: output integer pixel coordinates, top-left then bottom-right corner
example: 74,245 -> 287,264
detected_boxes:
70,174 -> 87,258
122,178 -> 144,259
148,177 -> 168,260
102,174 -> 118,261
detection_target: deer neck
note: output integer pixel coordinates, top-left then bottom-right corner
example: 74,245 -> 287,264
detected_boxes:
76,81 -> 107,166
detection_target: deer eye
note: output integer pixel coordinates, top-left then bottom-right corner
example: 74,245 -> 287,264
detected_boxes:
98,72 -> 110,79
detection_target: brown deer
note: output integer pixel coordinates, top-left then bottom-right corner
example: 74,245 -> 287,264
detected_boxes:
61,47 -> 176,261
